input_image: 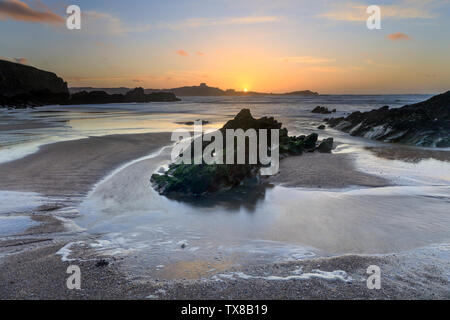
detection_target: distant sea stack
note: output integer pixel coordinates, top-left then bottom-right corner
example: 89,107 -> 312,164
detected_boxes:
327,91 -> 450,148
0,59 -> 69,108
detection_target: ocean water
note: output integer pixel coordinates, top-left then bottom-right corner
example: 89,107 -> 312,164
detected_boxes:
1,94 -> 450,272
0,94 -> 434,163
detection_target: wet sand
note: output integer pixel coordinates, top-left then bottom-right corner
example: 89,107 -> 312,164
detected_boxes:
1,242 -> 448,299
0,133 -> 447,299
0,132 -> 171,197
366,146 -> 450,163
267,153 -> 389,188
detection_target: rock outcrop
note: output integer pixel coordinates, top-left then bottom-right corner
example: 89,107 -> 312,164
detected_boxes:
311,106 -> 336,114
326,91 -> 450,148
67,87 -> 180,105
0,59 -> 69,108
151,109 -> 333,198
0,60 -> 180,108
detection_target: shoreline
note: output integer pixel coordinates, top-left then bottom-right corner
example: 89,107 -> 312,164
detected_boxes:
0,132 -> 449,299
1,241 -> 448,299
0,132 -> 172,197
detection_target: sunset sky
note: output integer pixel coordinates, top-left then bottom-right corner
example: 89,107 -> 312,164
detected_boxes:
1,0 -> 450,93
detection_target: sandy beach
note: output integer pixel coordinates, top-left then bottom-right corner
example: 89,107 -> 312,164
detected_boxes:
0,129 -> 449,299
0,132 -> 171,197
267,153 -> 389,188
1,242 -> 448,299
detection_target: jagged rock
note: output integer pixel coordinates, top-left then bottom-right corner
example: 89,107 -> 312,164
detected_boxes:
327,91 -> 450,147
317,124 -> 326,130
151,109 -> 333,198
311,106 -> 336,114
317,138 -> 334,153
303,133 -> 318,150
66,87 -> 180,105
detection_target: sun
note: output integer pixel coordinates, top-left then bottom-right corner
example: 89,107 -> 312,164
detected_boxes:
244,88 -> 248,93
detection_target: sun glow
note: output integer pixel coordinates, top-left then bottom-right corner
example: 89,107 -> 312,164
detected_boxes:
244,88 -> 248,92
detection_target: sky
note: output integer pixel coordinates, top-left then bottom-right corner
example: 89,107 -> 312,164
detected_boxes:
1,0 -> 450,94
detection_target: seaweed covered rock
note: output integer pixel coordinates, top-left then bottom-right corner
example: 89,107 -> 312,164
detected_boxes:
317,138 -> 334,153
151,109 -> 334,198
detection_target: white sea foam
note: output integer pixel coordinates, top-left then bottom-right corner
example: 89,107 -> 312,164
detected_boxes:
56,241 -> 84,262
212,269 -> 353,282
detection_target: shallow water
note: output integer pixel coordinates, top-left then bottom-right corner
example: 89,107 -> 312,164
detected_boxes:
1,95 -> 449,272
0,216 -> 39,236
74,144 -> 450,271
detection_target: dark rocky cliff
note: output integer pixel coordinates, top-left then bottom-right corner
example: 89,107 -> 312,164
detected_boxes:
326,91 -> 450,148
0,60 -> 68,96
0,59 -> 69,108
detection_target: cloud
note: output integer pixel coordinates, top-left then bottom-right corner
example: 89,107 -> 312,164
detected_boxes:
388,32 -> 411,41
0,0 -> 63,25
365,58 -> 397,68
13,57 -> 27,64
318,1 -> 442,22
176,50 -> 189,57
79,11 -> 127,35
305,66 -> 345,73
0,56 -> 28,64
278,56 -> 335,64
196,51 -> 205,56
177,16 -> 277,28
131,16 -> 278,32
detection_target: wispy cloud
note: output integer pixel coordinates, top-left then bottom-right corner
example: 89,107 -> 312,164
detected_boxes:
79,11 -> 127,35
74,14 -> 278,35
278,56 -> 335,64
0,56 -> 28,64
0,0 -> 63,25
131,16 -> 278,32
305,66 -> 345,73
388,32 -> 412,41
318,0 -> 443,22
365,58 -> 398,68
196,51 -> 205,56
176,50 -> 189,57
174,16 -> 277,28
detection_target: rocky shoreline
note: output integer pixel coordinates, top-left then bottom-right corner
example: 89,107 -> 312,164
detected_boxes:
326,91 -> 450,148
0,60 -> 180,108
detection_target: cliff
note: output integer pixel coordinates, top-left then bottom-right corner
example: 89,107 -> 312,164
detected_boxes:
0,59 -> 69,108
0,60 -> 68,96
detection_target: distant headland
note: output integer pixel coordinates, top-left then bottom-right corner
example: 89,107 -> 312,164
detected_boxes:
70,83 -> 319,97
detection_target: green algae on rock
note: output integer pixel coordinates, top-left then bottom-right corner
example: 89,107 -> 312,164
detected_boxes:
151,109 -> 334,198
